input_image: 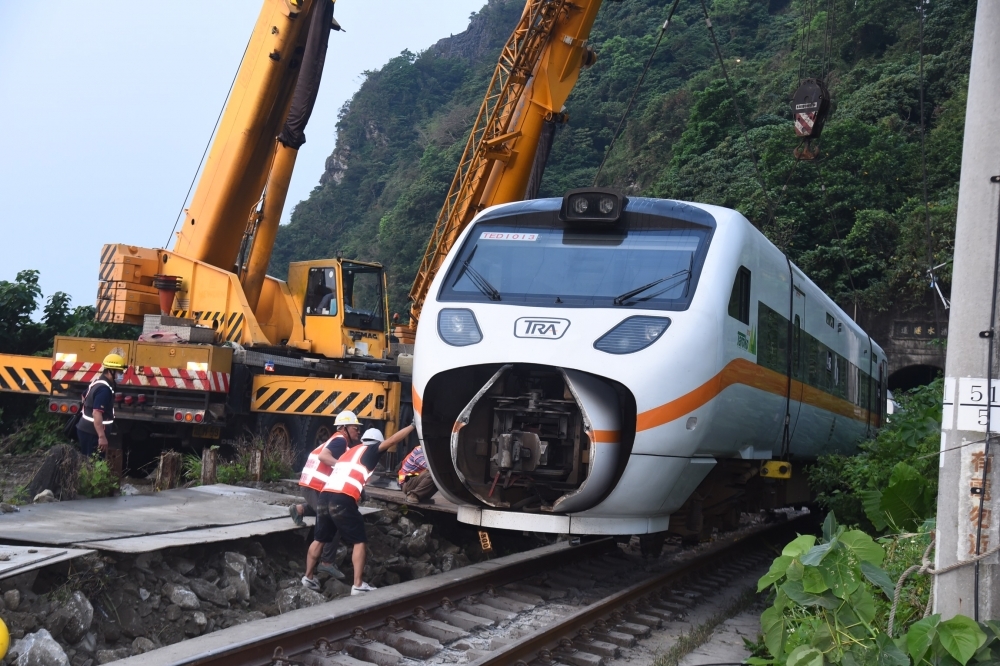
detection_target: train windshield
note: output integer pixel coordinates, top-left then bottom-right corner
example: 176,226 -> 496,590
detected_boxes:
439,216 -> 712,310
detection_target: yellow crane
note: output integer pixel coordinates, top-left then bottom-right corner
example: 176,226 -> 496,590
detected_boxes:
400,0 -> 603,341
0,0 -> 607,470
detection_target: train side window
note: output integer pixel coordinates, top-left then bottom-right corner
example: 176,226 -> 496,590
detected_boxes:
793,315 -> 802,377
727,266 -> 751,324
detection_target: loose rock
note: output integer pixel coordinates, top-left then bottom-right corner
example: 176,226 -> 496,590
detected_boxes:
131,636 -> 156,654
5,588 -> 21,611
11,628 -> 70,666
167,585 -> 200,610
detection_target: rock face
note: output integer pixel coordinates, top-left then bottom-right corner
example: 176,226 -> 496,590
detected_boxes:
11,628 -> 70,666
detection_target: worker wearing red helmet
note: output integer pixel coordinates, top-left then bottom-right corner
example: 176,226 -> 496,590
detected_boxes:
322,422 -> 415,595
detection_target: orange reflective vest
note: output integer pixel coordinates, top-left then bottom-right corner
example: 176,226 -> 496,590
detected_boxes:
322,444 -> 374,501
299,433 -> 347,491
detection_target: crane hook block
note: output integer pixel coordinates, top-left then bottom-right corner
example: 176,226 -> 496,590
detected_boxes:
791,78 -> 830,139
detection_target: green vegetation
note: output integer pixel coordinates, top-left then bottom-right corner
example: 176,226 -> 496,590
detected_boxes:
272,0 -> 971,318
77,455 -> 119,498
182,437 -> 294,486
0,269 -> 138,443
809,379 -> 942,531
753,514 -> 1000,665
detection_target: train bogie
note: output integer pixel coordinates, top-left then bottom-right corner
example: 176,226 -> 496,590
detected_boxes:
413,193 -> 886,536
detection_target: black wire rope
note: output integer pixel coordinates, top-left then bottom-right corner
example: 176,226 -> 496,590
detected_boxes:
163,34 -> 254,249
974,180 -> 1000,621
698,0 -> 777,225
916,0 -> 944,340
593,0 -> 683,187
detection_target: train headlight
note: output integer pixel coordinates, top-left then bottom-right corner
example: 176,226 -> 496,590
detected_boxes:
594,316 -> 671,354
438,308 -> 483,347
560,188 -> 625,224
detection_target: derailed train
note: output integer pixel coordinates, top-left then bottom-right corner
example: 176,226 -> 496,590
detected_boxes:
412,190 -> 887,536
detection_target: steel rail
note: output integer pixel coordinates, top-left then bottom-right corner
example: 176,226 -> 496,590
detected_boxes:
469,516 -> 806,665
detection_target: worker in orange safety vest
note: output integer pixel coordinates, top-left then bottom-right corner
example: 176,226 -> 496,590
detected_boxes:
299,411 -> 362,591
323,423 -> 415,595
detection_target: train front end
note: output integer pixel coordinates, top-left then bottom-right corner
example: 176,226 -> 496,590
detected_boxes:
412,192 -> 722,535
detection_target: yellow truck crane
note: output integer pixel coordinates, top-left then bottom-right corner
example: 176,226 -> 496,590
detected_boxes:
0,0 -> 605,469
0,0 -> 403,463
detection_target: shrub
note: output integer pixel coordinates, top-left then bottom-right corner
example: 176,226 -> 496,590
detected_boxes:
78,455 -> 118,498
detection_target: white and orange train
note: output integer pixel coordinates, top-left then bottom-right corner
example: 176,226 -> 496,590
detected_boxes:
412,190 -> 886,536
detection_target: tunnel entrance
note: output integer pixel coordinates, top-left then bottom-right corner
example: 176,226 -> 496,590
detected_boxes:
888,364 -> 942,392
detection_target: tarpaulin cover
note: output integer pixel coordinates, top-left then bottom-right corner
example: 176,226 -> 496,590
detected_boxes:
277,0 -> 335,149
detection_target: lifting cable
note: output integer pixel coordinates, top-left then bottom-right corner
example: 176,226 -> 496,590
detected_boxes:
698,0 -> 777,224
592,0 -> 683,187
163,34 -> 254,249
975,177 -> 1000,621
916,0 -> 948,326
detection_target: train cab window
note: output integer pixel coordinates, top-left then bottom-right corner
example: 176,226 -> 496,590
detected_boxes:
727,266 -> 751,325
305,268 -> 338,316
826,312 -> 835,328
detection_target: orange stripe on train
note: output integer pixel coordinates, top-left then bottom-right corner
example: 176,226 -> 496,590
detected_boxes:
636,358 -> 872,432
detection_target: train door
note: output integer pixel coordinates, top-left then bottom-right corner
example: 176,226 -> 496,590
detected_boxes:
787,287 -> 807,442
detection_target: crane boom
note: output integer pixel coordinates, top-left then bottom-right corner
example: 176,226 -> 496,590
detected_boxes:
404,0 -> 603,332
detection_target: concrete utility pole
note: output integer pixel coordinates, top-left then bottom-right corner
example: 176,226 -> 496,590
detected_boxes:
934,0 -> 1000,620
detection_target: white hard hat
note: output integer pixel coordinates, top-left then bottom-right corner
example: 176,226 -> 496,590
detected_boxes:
361,428 -> 384,444
335,410 -> 360,426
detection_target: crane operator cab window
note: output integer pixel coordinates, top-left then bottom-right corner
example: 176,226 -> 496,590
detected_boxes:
342,262 -> 385,332
305,268 -> 338,316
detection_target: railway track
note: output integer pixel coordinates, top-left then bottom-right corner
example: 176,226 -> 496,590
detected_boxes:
119,515 -> 806,666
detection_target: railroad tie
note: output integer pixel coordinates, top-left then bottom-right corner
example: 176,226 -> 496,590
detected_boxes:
554,640 -> 604,666
481,587 -> 535,613
430,601 -> 494,631
344,628 -> 403,666
457,599 -> 518,623
591,619 -> 636,648
402,611 -> 469,642
498,586 -> 546,605
369,617 -> 443,659
573,630 -> 619,658
609,611 -> 652,637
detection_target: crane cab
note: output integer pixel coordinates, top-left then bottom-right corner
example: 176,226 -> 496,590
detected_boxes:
287,259 -> 390,360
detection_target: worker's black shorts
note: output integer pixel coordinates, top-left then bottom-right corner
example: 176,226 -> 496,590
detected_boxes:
301,487 -> 321,514
327,493 -> 367,545
314,510 -> 338,543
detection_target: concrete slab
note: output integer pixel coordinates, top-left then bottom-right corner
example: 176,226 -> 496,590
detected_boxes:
78,507 -> 380,553
0,545 -> 94,580
363,484 -> 458,515
0,484 -> 302,548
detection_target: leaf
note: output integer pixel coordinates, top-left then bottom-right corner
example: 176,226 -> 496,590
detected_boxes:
889,461 -> 922,485
907,615 -> 941,664
761,605 -> 786,659
938,614 -> 987,664
822,511 -> 839,542
881,477 -> 934,532
849,585 -> 876,625
786,558 -> 805,582
787,645 -> 824,666
758,555 -> 793,592
745,659 -> 776,665
801,540 -> 836,566
860,560 -> 897,599
781,580 -> 840,609
782,534 -> 818,558
841,529 -> 885,566
802,565 -> 829,593
819,550 -> 860,599
876,633 -> 911,666
861,489 -> 888,531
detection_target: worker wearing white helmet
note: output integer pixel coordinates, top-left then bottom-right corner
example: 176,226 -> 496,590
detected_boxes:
301,410 -> 363,592
323,422 -> 416,595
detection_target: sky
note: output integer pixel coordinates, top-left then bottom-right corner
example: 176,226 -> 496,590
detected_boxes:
0,0 -> 484,310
